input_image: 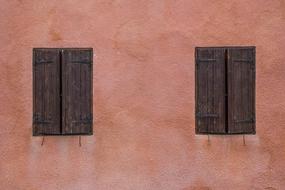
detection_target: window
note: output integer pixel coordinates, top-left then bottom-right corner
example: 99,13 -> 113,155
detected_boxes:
33,48 -> 93,136
195,47 -> 255,134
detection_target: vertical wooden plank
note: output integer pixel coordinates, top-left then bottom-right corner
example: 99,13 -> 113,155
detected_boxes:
62,49 -> 93,135
195,47 -> 226,134
227,47 -> 256,134
33,49 -> 61,135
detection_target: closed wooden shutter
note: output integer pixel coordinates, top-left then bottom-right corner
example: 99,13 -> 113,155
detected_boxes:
227,47 -> 255,134
195,48 -> 226,133
33,49 -> 61,135
62,49 -> 93,135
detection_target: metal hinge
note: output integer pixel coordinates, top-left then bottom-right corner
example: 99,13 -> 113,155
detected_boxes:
72,115 -> 93,125
196,113 -> 219,118
71,60 -> 91,64
234,118 -> 255,123
233,59 -> 253,63
33,113 -> 52,124
35,60 -> 53,64
72,119 -> 92,125
197,59 -> 216,62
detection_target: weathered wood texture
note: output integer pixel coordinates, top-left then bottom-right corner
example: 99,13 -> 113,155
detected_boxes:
33,48 -> 93,135
33,49 -> 61,135
195,47 -> 255,134
62,49 -> 93,135
195,47 -> 226,134
227,47 -> 256,134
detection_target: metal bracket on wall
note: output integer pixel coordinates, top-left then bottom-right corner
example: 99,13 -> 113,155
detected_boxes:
243,135 -> 246,146
41,136 -> 45,146
40,136 -> 82,147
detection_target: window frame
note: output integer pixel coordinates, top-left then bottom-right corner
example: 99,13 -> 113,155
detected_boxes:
32,48 -> 93,136
195,46 -> 256,135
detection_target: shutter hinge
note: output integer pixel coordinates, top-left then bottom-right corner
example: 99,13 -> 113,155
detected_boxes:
72,115 -> 93,125
35,60 -> 53,64
196,113 -> 219,118
234,118 -> 255,123
33,115 -> 52,124
71,60 -> 91,64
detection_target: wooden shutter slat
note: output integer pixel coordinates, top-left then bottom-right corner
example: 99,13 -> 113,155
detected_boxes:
195,48 -> 226,134
62,49 -> 93,135
227,47 -> 255,134
33,49 -> 61,135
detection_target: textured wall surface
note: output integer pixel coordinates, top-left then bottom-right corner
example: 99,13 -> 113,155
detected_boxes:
1,0 -> 285,189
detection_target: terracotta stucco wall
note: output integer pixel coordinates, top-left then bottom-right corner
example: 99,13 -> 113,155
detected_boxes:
1,0 -> 285,189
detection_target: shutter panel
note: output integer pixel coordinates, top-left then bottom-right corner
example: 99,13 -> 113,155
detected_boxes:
227,47 -> 255,134
33,49 -> 61,135
195,48 -> 226,134
62,49 -> 93,135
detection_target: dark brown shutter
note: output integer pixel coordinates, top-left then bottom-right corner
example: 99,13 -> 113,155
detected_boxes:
227,47 -> 255,134
62,49 -> 93,135
195,48 -> 226,134
33,49 -> 61,135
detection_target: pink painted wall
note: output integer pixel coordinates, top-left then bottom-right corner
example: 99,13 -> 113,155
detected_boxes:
1,0 -> 285,189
